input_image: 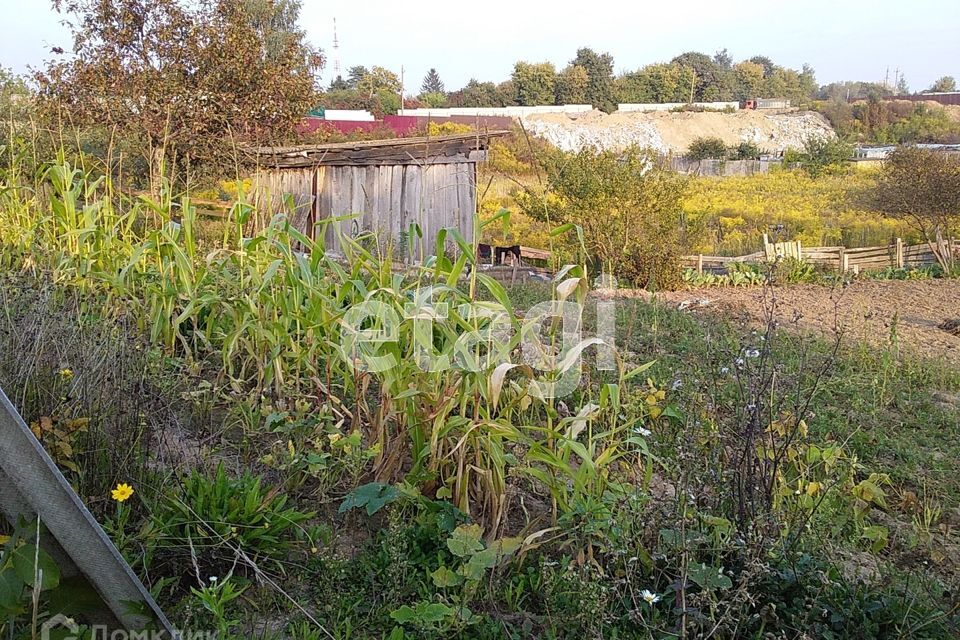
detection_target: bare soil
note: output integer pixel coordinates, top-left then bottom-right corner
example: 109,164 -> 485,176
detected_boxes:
654,280 -> 960,364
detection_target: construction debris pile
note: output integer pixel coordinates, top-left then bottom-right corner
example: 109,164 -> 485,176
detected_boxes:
522,109 -> 836,154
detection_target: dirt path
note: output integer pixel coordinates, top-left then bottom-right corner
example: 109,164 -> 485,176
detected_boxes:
655,280 -> 960,364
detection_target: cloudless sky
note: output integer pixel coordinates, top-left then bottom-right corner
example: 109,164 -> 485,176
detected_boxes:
1,0 -> 957,94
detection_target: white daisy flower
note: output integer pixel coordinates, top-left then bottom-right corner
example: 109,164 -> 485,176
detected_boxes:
641,589 -> 661,605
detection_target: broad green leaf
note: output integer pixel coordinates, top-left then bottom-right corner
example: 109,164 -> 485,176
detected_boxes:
446,524 -> 484,558
338,482 -> 401,516
12,544 -> 60,591
431,566 -> 462,588
688,562 -> 732,591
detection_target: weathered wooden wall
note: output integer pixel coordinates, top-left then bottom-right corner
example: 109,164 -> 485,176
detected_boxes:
253,162 -> 476,261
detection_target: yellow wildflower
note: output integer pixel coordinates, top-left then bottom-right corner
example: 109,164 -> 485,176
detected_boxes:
111,483 -> 134,502
59,368 -> 74,379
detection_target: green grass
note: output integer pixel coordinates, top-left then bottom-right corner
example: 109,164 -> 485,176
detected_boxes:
601,295 -> 960,510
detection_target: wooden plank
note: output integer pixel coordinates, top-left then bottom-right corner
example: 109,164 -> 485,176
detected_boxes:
520,246 -> 551,261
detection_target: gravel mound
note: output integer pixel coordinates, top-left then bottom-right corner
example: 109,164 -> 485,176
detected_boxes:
523,109 -> 836,154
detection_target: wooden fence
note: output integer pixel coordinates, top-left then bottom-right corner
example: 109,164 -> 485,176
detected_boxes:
682,236 -> 960,274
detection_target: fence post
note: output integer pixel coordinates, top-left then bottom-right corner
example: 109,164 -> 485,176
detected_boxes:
838,246 -> 846,272
697,254 -> 703,275
895,237 -> 904,268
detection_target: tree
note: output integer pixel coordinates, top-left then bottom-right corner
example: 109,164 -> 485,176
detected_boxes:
569,48 -> 616,112
895,75 -> 910,95
0,67 -> 29,116
347,65 -> 369,89
448,79 -> 499,107
927,76 -> 957,93
554,65 -> 589,105
511,61 -> 556,106
818,80 -> 889,102
671,51 -> 731,102
240,0 -> 312,64
418,91 -> 447,108
713,48 -> 733,70
874,146 -> 960,270
733,61 -> 765,100
421,68 -> 444,95
748,56 -> 776,78
616,63 -> 695,104
730,141 -> 761,160
328,75 -> 350,91
38,0 -> 322,187
357,66 -> 401,99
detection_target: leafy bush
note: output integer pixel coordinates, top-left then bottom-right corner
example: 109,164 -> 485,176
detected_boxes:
730,141 -> 761,160
518,146 -> 689,288
687,136 -> 729,160
787,136 -> 854,178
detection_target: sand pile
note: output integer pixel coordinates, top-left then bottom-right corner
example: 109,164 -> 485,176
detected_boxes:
523,109 -> 836,154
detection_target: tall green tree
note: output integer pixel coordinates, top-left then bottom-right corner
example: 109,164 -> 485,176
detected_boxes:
733,61 -> 765,100
927,76 -> 957,93
671,51 -> 732,101
617,63 -> 695,104
448,79 -> 501,107
347,65 -> 369,89
420,68 -> 444,94
748,56 -> 776,78
511,61 -> 556,106
554,65 -> 589,105
357,66 -> 401,99
569,48 -> 616,111
239,0 -> 313,65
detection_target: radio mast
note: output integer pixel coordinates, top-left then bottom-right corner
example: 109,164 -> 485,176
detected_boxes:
332,18 -> 342,79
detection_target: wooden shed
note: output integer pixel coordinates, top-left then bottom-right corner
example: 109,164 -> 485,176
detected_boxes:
247,132 -> 508,260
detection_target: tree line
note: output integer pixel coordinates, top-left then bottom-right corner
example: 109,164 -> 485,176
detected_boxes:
322,48 -> 821,114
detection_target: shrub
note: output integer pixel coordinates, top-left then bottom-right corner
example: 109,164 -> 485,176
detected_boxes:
787,136 -> 853,177
687,136 -> 729,161
518,146 -> 689,288
730,141 -> 761,160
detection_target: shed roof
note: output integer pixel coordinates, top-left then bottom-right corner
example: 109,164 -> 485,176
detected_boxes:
249,131 -> 510,168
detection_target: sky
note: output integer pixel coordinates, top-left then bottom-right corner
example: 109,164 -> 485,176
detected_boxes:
2,0 -> 958,95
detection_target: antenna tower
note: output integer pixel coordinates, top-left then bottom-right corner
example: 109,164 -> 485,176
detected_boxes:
332,18 -> 342,78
